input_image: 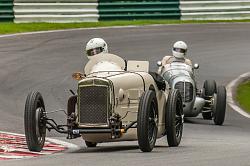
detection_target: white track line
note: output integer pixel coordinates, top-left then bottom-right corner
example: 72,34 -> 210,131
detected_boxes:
1,22 -> 250,39
0,155 -> 30,159
46,137 -> 79,152
226,72 -> 250,118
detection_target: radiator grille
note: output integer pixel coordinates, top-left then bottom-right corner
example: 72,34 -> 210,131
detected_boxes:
175,81 -> 193,102
78,86 -> 109,125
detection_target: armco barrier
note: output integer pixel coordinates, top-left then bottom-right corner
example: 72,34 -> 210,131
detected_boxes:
0,0 -> 14,22
181,0 -> 250,20
98,0 -> 181,21
6,0 -> 250,23
14,0 -> 99,23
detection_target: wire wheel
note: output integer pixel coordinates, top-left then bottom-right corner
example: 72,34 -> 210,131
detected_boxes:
166,89 -> 184,147
137,90 -> 158,152
24,91 -> 46,152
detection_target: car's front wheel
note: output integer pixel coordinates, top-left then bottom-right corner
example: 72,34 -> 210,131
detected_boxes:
24,91 -> 46,152
166,89 -> 183,147
137,90 -> 158,152
202,80 -> 217,120
213,86 -> 227,125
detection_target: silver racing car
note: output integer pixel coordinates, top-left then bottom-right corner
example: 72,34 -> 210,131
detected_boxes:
157,61 -> 226,125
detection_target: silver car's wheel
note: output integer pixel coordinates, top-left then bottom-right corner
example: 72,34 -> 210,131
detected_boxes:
203,80 -> 217,96
213,86 -> 227,125
202,80 -> 217,120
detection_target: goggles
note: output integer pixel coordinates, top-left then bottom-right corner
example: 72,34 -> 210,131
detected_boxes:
173,47 -> 186,54
87,47 -> 103,56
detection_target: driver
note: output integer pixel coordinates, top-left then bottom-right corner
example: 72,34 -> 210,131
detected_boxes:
68,38 -> 110,126
85,37 -> 109,59
161,41 -> 192,66
84,38 -> 126,73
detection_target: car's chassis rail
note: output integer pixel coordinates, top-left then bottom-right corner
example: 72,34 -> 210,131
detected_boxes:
43,110 -> 137,140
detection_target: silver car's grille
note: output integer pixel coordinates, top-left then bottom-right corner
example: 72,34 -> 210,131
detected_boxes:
78,85 -> 109,125
175,81 -> 193,102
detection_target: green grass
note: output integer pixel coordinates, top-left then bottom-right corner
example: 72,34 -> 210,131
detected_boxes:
1,19 -> 250,35
236,81 -> 250,113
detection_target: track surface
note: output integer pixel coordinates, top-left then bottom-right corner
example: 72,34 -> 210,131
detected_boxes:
0,23 -> 250,166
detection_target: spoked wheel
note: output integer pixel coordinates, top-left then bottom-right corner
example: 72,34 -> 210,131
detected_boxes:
85,141 -> 97,147
166,89 -> 184,147
137,90 -> 158,152
202,80 -> 217,120
24,91 -> 46,152
213,86 -> 227,125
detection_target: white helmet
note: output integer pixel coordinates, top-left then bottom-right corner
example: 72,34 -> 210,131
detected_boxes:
85,38 -> 108,59
172,41 -> 187,59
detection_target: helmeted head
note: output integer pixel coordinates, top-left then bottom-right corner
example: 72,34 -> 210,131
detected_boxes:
172,41 -> 187,59
85,38 -> 108,59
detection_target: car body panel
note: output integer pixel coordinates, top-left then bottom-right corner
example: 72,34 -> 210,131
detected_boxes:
77,53 -> 168,143
159,62 -> 203,117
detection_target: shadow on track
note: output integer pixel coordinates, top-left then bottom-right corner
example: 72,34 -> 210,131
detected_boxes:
72,144 -> 176,154
184,117 -> 214,126
184,117 -> 231,127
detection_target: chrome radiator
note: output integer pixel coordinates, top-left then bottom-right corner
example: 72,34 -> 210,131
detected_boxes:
78,79 -> 111,126
175,81 -> 193,102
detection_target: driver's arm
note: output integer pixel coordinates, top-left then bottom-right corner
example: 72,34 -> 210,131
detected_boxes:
161,56 -> 172,66
185,58 -> 193,66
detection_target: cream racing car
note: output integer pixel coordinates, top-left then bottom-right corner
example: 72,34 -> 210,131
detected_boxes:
24,53 -> 184,152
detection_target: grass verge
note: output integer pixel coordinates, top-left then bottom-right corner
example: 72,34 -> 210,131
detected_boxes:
236,81 -> 250,113
1,19 -> 250,35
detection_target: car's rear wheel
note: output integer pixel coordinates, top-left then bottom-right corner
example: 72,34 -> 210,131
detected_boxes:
85,141 -> 97,147
166,89 -> 183,147
213,86 -> 227,125
203,80 -> 217,96
24,91 -> 46,152
137,90 -> 158,152
202,80 -> 217,120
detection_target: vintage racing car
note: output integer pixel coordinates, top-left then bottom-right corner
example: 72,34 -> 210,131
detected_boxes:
24,53 -> 184,152
157,61 -> 226,125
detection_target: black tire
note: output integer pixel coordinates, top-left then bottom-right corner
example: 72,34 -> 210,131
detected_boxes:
203,80 -> 217,96
166,89 -> 183,147
137,90 -> 158,152
202,80 -> 217,120
24,91 -> 46,152
85,141 -> 97,147
213,86 -> 227,125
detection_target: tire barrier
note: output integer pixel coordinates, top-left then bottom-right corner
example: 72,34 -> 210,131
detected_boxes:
98,0 -> 181,21
180,0 -> 250,20
0,0 -> 14,22
14,0 -> 99,23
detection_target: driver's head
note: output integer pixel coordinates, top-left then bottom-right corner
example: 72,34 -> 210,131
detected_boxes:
85,38 -> 108,59
172,41 -> 187,59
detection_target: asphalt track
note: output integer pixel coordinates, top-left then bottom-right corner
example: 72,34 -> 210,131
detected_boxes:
0,23 -> 250,166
